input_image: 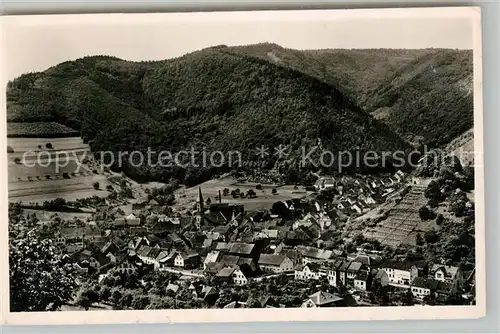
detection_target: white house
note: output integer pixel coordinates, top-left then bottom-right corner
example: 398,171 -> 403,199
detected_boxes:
301,291 -> 343,308
258,254 -> 293,273
115,259 -> 138,275
174,253 -> 185,267
325,259 -> 345,287
174,251 -> 199,268
314,177 -> 336,191
351,203 -> 363,214
233,268 -> 249,285
394,170 -> 406,182
411,277 -> 451,300
430,264 -> 461,284
359,194 -> 376,205
381,261 -> 419,287
354,271 -> 370,291
295,263 -> 324,281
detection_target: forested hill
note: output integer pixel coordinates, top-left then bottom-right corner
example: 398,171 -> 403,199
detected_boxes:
7,47 -> 415,184
224,43 -> 473,147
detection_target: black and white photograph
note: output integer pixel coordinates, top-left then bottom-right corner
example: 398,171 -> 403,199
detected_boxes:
1,7 -> 484,325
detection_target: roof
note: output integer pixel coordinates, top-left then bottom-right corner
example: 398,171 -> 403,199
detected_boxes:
347,261 -> 363,273
137,245 -> 152,258
221,255 -> 240,266
431,264 -> 459,278
169,232 -> 183,243
179,250 -> 199,260
230,243 -> 255,255
148,248 -> 162,259
91,252 -> 110,267
158,249 -> 177,263
204,251 -> 220,264
203,286 -> 218,299
355,271 -> 369,281
216,267 -> 236,278
204,262 -> 225,274
60,227 -> 82,239
308,291 -> 343,306
258,254 -> 288,266
296,262 -> 321,272
215,242 -> 231,251
114,218 -> 127,226
166,283 -> 179,292
296,246 -> 333,260
381,260 -> 418,271
280,249 -> 300,259
213,225 -> 231,234
127,218 -> 141,226
237,257 -> 255,268
339,260 -> 351,271
205,231 -> 221,240
263,229 -> 279,239
412,277 -> 451,292
202,238 -> 214,248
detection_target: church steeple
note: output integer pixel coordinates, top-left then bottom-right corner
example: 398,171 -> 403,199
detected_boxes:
197,187 -> 204,213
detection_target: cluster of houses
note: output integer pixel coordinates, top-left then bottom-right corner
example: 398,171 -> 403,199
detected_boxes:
38,180 -> 468,307
315,170 -> 408,216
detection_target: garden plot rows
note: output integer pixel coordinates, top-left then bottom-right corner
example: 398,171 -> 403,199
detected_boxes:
364,184 -> 430,247
8,136 -> 111,204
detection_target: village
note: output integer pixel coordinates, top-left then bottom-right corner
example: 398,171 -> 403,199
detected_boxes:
8,157 -> 476,310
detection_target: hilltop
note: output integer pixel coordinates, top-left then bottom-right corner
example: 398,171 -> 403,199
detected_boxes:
223,43 -> 473,147
7,47 -> 412,185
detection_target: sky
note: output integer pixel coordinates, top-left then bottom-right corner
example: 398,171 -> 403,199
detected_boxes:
1,9 -> 475,83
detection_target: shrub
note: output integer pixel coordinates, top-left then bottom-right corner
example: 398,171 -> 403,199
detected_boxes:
14,157 -> 21,164
427,198 -> 439,208
419,206 -> 436,221
7,146 -> 14,153
62,173 -> 70,179
93,182 -> 100,190
424,229 -> 439,243
45,143 -> 53,149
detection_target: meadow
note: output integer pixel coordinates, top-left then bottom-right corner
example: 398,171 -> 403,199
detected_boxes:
174,176 -> 313,212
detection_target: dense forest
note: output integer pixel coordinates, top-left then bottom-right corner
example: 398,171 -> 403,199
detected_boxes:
226,44 -> 473,147
6,44 -> 473,185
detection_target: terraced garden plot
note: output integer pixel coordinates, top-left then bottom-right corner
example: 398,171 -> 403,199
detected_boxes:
8,136 -> 111,204
363,184 -> 432,247
8,160 -> 91,182
7,137 -> 88,152
8,174 -> 111,204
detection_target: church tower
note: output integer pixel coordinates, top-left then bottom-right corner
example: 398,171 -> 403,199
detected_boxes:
197,187 -> 204,213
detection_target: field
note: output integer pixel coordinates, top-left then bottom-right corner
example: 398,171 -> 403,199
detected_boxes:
8,136 -> 111,204
7,137 -> 89,152
173,176 -> 314,212
24,209 -> 94,222
363,184 -> 433,247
